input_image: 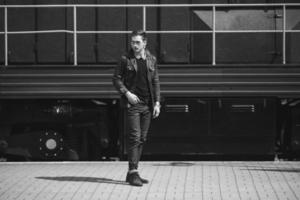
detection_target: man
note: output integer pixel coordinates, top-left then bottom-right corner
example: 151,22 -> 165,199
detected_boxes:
112,30 -> 161,186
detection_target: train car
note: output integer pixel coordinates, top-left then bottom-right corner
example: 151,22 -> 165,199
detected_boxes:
0,0 -> 300,161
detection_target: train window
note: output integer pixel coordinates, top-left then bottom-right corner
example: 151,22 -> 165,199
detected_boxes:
286,7 -> 300,64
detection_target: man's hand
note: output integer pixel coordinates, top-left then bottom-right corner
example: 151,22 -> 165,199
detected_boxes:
125,91 -> 140,105
153,102 -> 160,118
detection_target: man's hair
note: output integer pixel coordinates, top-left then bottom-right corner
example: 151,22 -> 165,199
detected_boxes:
131,30 -> 147,41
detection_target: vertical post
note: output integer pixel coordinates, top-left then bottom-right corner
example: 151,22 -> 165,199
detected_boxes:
73,5 -> 77,66
4,7 -> 8,66
283,5 -> 286,64
212,6 -> 216,66
143,6 -> 146,31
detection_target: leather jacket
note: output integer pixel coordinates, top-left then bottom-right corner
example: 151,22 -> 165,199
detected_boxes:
112,49 -> 161,110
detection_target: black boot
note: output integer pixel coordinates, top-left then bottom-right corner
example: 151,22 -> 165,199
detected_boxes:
126,172 -> 143,187
126,172 -> 149,184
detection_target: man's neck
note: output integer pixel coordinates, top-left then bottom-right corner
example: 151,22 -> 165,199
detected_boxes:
134,49 -> 146,60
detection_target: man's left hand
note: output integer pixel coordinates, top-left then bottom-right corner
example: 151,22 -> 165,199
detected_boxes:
153,104 -> 160,118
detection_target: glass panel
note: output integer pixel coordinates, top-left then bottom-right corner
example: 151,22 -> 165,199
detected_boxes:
159,7 -> 190,31
8,7 -> 36,32
216,7 -> 283,30
0,7 -> 3,32
191,33 -> 212,64
286,33 -> 300,64
8,34 -> 36,63
216,33 -> 283,64
77,34 -> 97,64
191,8 -> 213,31
144,34 -> 158,59
159,34 -> 190,63
77,7 -> 96,31
36,8 -> 73,31
146,7 -> 159,31
78,7 -> 127,31
78,33 -> 127,64
190,8 -> 213,64
36,33 -> 73,64
0,35 -> 4,64
96,34 -> 126,63
286,7 -> 300,30
96,7 -> 127,31
127,7 -> 143,31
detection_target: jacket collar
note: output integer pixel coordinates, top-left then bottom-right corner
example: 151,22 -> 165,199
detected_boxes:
128,49 -> 153,71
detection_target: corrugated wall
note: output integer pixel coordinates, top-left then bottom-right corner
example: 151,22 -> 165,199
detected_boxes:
1,64 -> 300,99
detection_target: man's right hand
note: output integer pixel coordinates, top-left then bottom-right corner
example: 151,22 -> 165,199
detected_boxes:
125,91 -> 140,105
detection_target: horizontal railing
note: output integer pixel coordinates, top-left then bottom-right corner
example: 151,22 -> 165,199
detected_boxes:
1,3 -> 300,66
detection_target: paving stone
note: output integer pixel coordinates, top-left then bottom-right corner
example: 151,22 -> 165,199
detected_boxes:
0,161 -> 299,200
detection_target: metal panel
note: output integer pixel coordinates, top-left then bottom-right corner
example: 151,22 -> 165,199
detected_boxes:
145,7 -> 159,55
216,33 -> 283,64
77,0 -> 97,63
211,98 -> 276,136
291,106 -> 300,153
0,65 -> 115,99
286,7 -> 300,63
215,7 -> 283,31
286,33 -> 300,63
7,0 -> 36,63
144,97 -> 277,155
286,6 -> 300,31
0,36 -> 3,64
159,0 -> 190,63
96,0 -> 127,63
127,0 -> 159,57
127,0 -> 143,30
144,98 -> 210,155
1,64 -> 300,99
0,6 -> 3,32
0,5 -> 3,64
36,1 -> 72,64
191,8 -> 212,64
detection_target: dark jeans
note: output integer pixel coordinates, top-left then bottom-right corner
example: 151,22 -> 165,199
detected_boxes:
126,102 -> 151,170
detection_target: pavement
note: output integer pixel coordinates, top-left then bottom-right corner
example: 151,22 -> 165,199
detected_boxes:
0,161 -> 300,200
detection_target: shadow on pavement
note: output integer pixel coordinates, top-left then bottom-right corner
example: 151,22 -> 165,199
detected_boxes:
36,176 -> 128,185
243,168 -> 300,173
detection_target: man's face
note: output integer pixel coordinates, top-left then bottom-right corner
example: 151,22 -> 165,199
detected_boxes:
131,35 -> 146,54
